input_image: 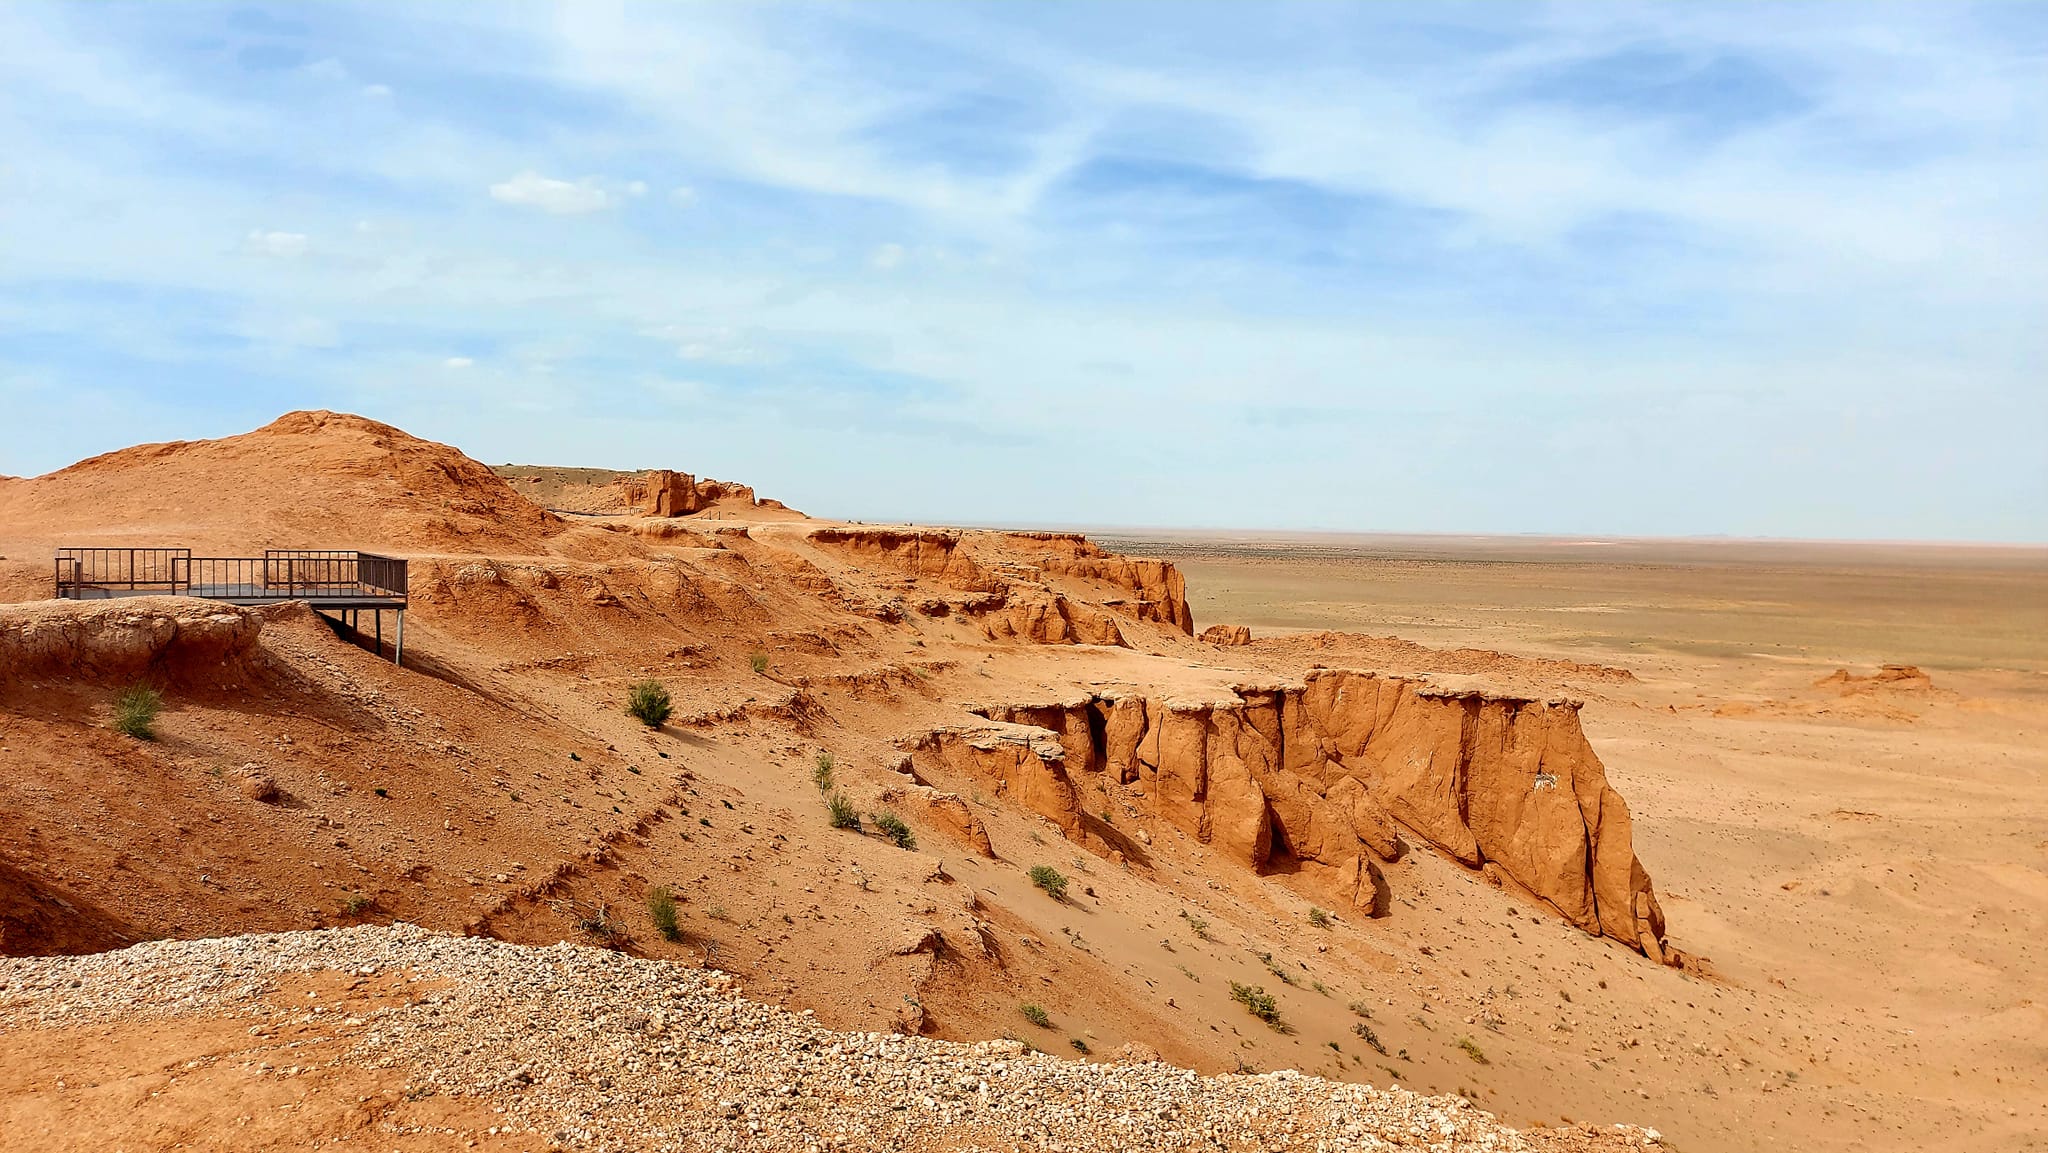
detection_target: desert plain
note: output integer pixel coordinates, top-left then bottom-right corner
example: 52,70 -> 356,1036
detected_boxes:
0,414 -> 2042,1153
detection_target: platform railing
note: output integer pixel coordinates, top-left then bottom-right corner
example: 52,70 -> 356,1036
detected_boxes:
355,552 -> 408,597
53,547 -> 191,598
53,547 -> 405,603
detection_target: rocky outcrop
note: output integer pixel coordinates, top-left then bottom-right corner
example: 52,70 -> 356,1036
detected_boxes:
1037,553 -> 1193,634
0,596 -> 269,686
809,529 -> 1004,593
626,469 -> 706,516
920,792 -> 996,857
1201,624 -> 1252,646
618,471 -> 768,517
806,528 -> 1194,638
979,595 -> 1127,648
897,723 -> 1082,838
952,671 -> 1673,961
1817,664 -> 1935,693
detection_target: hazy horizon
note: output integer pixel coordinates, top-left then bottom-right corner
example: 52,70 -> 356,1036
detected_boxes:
2,3 -> 2043,542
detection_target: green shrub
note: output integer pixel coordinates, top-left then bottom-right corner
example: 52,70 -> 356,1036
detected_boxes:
1457,1037 -> 1489,1064
749,650 -> 769,675
1020,1004 -> 1051,1028
647,885 -> 682,942
826,791 -> 862,831
812,752 -> 835,793
1070,1037 -> 1091,1054
626,679 -> 673,727
872,811 -> 916,849
1027,865 -> 1068,901
112,685 -> 163,740
338,893 -> 373,917
1354,1022 -> 1388,1055
1308,906 -> 1330,928
1229,981 -> 1283,1028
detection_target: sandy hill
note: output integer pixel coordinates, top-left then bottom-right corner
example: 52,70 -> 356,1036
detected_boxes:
0,412 -> 1737,1147
0,411 -> 562,557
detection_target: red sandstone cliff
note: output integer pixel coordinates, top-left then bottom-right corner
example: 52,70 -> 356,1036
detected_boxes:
959,670 -> 1673,962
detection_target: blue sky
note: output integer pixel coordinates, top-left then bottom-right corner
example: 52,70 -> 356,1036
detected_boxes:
1,2 -> 2043,540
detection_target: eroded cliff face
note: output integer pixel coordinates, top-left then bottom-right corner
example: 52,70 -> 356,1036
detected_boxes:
958,670 -> 1674,962
897,722 -> 1082,840
0,597 -> 270,686
807,528 -> 1193,645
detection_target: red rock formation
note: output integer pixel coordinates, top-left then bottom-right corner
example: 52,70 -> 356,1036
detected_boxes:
920,792 -> 996,857
809,529 -> 1004,593
897,723 -> 1082,838
1816,664 -> 1935,693
979,595 -> 1127,648
807,528 -> 1189,647
625,470 -> 705,516
1038,553 -> 1193,633
0,596 -> 268,686
1201,624 -> 1253,646
943,671 -> 1674,961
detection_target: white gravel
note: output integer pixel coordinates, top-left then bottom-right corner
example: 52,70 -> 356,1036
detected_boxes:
0,924 -> 1658,1152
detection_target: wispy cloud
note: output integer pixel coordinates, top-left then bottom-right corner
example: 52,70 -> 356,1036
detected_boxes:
0,1 -> 2040,538
488,171 -> 613,215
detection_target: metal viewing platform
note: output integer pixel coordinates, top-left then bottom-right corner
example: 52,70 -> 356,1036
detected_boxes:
54,547 -> 409,664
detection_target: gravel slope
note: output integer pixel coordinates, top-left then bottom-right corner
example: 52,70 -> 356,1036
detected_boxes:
0,925 -> 1662,1152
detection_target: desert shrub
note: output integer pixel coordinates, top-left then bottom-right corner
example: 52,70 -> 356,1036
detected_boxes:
1027,865 -> 1068,901
112,685 -> 163,740
1308,906 -> 1330,928
872,811 -> 916,849
1180,910 -> 1210,940
1457,1037 -> 1489,1064
1349,1000 -> 1374,1018
812,751 -> 835,793
1020,1004 -> 1051,1028
626,679 -> 673,727
1256,950 -> 1298,986
826,791 -> 862,831
647,885 -> 682,942
578,902 -> 618,939
1070,1037 -> 1091,1054
749,649 -> 769,675
339,893 -> 373,917
1354,1022 -> 1388,1054
1229,981 -> 1283,1028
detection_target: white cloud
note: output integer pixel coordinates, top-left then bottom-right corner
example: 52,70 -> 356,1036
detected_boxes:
362,84 -> 392,99
626,180 -> 647,197
444,356 -> 474,368
247,230 -> 309,258
869,243 -> 906,270
488,170 -> 613,214
669,185 -> 696,206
